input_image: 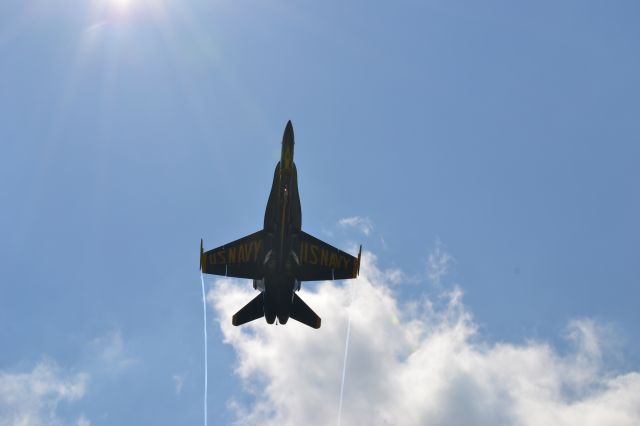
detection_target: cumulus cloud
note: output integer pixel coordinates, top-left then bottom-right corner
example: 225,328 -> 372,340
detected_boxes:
338,216 -> 374,237
208,251 -> 640,426
0,361 -> 88,426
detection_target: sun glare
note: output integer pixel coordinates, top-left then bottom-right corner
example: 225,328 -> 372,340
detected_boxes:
110,0 -> 132,14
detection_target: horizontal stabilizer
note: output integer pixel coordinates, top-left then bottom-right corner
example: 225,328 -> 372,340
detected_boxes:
232,293 -> 265,326
290,294 -> 321,329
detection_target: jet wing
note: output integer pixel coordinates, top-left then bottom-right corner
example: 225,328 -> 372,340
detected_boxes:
200,230 -> 265,279
295,231 -> 361,281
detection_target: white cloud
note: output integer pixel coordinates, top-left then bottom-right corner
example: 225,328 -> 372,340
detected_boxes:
90,330 -> 137,374
75,415 -> 91,426
427,239 -> 454,286
338,216 -> 374,237
0,361 -> 88,426
172,374 -> 184,394
208,251 -> 640,426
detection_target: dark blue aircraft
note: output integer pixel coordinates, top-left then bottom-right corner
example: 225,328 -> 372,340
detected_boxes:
200,121 -> 361,328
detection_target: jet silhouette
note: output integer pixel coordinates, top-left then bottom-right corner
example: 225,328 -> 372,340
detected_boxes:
200,121 -> 361,328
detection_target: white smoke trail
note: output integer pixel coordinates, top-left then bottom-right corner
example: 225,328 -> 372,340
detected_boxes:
200,273 -> 208,426
336,306 -> 352,426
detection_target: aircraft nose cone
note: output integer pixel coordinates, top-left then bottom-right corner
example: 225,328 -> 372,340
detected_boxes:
283,120 -> 294,145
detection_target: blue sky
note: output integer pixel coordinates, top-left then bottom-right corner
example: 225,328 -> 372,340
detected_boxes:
1,0 -> 639,424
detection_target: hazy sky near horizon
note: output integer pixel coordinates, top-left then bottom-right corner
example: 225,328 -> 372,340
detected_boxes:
1,0 -> 639,424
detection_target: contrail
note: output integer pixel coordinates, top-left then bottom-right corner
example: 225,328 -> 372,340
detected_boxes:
200,273 -> 208,426
337,309 -> 352,426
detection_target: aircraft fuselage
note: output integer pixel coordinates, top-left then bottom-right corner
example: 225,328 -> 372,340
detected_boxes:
260,121 -> 302,324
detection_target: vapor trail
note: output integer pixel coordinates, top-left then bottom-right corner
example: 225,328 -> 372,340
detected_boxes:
337,309 -> 352,426
200,273 -> 208,426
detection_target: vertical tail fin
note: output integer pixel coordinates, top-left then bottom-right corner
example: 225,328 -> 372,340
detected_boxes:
232,293 -> 265,326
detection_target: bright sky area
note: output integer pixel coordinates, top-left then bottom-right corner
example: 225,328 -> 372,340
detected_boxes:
1,0 -> 639,425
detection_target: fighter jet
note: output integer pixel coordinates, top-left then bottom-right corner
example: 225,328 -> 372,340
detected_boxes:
200,121 -> 361,329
